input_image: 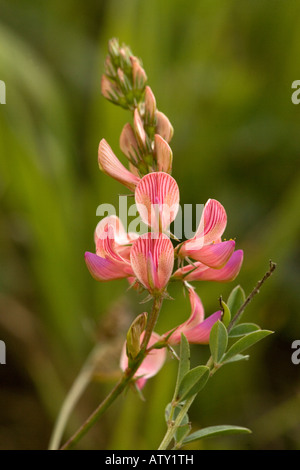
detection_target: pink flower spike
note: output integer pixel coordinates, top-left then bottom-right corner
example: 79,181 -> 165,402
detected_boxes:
174,250 -> 244,283
135,172 -> 180,231
130,233 -> 174,293
154,134 -> 173,174
98,139 -> 140,190
120,331 -> 167,389
166,288 -> 222,345
156,111 -> 174,143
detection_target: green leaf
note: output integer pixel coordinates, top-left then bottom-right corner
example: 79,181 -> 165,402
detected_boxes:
222,354 -> 250,364
229,323 -> 261,338
182,425 -> 252,444
173,334 -> 190,399
209,320 -> 228,364
174,411 -> 191,445
227,286 -> 246,317
221,300 -> 231,327
222,330 -> 273,362
177,366 -> 209,402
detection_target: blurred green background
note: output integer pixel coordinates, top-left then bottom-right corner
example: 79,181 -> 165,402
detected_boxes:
1,0 -> 300,450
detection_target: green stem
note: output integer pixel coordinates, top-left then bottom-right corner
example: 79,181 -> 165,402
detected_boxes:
48,346 -> 99,450
60,295 -> 163,450
158,396 -> 195,450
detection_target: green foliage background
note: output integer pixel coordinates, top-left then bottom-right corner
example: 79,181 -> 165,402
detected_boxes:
0,0 -> 300,449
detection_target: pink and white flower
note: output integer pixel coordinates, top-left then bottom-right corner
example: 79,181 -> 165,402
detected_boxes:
165,288 -> 222,344
130,232 -> 174,294
173,249 -> 244,283
135,172 -> 179,231
120,331 -> 167,389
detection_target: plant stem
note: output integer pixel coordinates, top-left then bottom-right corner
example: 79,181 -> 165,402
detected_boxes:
49,346 -> 99,450
227,260 -> 277,332
60,295 -> 163,450
158,396 -> 194,450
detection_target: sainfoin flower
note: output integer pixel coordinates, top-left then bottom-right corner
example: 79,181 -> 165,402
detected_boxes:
120,331 -> 167,389
85,216 -> 135,282
135,172 -> 179,231
130,232 -> 174,294
165,288 -> 222,344
173,249 -> 243,282
176,199 -> 235,268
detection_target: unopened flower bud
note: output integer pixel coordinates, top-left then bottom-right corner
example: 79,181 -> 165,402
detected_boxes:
104,55 -> 115,78
101,75 -> 120,102
154,134 -> 173,174
134,108 -> 147,148
108,37 -> 120,61
126,312 -> 148,359
120,123 -> 140,163
130,56 -> 147,90
144,86 -> 157,125
156,111 -> 174,143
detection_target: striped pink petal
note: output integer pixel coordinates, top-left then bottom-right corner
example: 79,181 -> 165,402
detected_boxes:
166,288 -> 222,345
154,134 -> 173,174
130,233 -> 174,293
95,215 -> 131,245
120,331 -> 167,389
178,311 -> 222,344
174,250 -> 243,282
180,240 -> 236,269
192,199 -> 227,246
135,172 -> 179,230
85,251 -> 133,282
98,139 -> 140,190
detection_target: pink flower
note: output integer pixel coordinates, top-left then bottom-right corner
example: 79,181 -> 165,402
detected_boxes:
120,331 -> 167,389
165,288 -> 222,344
130,232 -> 174,294
135,172 -> 180,231
98,139 -> 141,190
173,249 -> 244,282
177,199 -> 235,269
85,217 -> 134,282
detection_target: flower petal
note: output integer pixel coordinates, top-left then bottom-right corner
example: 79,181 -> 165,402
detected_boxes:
178,311 -> 222,344
133,108 -> 147,148
85,251 -> 133,281
119,123 -> 140,163
154,134 -> 173,174
175,250 -> 243,282
144,86 -> 156,122
156,111 -> 174,143
193,199 -> 227,246
130,233 -> 174,292
135,172 -> 180,230
180,240 -> 236,269
98,139 -> 140,190
120,331 -> 167,389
